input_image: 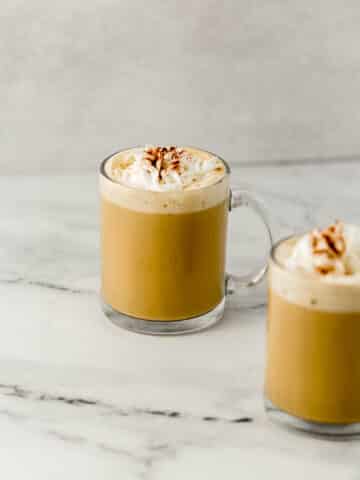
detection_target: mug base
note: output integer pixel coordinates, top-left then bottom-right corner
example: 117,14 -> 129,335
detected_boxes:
265,397 -> 360,437
101,298 -> 225,335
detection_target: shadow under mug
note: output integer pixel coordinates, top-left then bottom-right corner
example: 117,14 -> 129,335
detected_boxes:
100,147 -> 272,335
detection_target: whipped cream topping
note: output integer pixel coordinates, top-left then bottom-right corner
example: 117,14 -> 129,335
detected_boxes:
106,146 -> 226,192
286,222 -> 360,281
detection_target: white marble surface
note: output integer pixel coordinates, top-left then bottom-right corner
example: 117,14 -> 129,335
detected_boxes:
1,162 -> 360,478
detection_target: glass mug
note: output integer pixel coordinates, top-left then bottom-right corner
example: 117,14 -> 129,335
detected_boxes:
265,235 -> 360,435
100,146 -> 272,335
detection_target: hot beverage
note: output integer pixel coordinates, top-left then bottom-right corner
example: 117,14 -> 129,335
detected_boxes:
100,145 -> 272,334
266,222 -> 360,434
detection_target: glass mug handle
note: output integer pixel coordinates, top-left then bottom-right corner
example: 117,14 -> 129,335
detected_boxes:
226,188 -> 273,294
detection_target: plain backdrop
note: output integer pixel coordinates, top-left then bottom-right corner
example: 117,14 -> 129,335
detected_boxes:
1,0 -> 360,173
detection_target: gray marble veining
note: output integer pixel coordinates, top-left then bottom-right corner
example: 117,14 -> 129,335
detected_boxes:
0,162 -> 359,477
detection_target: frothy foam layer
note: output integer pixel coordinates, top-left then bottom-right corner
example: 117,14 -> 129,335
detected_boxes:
105,146 -> 226,192
286,222 -> 360,282
100,147 -> 229,214
270,223 -> 360,312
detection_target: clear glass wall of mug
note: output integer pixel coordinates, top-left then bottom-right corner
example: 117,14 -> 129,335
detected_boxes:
100,146 -> 272,335
265,235 -> 360,435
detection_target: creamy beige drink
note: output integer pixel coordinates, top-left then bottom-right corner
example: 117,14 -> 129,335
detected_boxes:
266,222 -> 360,430
100,146 -> 228,323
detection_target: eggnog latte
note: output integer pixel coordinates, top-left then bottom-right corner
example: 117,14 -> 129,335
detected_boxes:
100,146 -> 229,332
266,222 -> 360,434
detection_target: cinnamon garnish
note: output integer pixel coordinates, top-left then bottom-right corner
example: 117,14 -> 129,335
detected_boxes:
315,265 -> 336,275
310,221 -> 347,275
144,145 -> 185,179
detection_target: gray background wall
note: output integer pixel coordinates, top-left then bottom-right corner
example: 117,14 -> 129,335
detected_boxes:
2,0 -> 360,173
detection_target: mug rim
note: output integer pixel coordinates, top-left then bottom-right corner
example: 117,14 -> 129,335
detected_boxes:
270,231 -> 360,287
99,145 -> 231,193
270,234 -> 300,271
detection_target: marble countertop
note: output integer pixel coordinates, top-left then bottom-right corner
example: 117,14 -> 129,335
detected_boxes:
1,162 -> 360,479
